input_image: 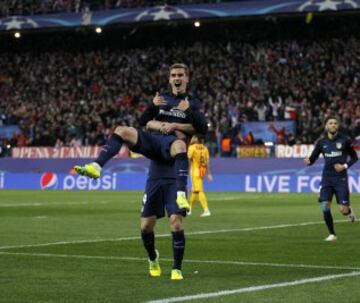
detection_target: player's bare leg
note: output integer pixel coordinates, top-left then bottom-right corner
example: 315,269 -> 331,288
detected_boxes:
74,126 -> 138,178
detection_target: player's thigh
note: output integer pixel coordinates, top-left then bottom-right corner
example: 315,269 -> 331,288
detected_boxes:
319,185 -> 334,203
132,130 -> 175,162
162,181 -> 186,217
192,176 -> 204,192
334,181 -> 350,207
141,180 -> 165,219
170,139 -> 187,157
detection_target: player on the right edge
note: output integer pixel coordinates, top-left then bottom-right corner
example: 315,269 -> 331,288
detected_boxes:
304,116 -> 358,242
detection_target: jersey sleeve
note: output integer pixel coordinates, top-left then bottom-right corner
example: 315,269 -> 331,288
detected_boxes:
139,104 -> 160,127
345,138 -> 358,168
308,140 -> 322,165
185,98 -> 208,135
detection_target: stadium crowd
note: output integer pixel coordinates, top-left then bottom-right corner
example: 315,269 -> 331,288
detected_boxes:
0,0 -> 224,16
0,19 -> 359,156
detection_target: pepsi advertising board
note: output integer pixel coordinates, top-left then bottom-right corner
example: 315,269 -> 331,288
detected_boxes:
1,158 -> 360,192
2,171 -> 360,193
0,172 -> 145,191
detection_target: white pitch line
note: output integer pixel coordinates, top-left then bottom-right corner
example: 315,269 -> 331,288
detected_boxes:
145,271 -> 360,303
0,201 -> 113,207
0,251 -> 358,271
0,220 -> 347,251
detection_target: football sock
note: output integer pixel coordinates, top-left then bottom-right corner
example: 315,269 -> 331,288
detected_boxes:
198,191 -> 209,211
95,134 -> 123,167
172,230 -> 185,270
323,210 -> 335,235
141,230 -> 156,261
175,153 -> 188,192
189,192 -> 198,209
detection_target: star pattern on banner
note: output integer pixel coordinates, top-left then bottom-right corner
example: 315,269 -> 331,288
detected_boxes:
0,16 -> 38,30
135,6 -> 189,22
298,0 -> 358,11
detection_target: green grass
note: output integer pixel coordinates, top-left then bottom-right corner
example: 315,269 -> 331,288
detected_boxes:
0,190 -> 359,303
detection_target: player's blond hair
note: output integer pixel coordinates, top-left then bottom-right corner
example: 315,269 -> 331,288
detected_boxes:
169,63 -> 190,76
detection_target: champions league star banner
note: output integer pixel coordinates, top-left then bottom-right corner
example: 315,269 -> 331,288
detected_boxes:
1,158 -> 360,192
1,0 -> 360,31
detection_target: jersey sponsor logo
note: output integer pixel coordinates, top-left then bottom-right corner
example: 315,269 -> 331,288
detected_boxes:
324,151 -> 342,157
40,172 -> 58,190
159,108 -> 186,119
336,142 -> 342,149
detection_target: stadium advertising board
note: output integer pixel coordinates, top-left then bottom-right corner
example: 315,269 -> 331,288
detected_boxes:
275,144 -> 315,158
2,171 -> 360,193
1,158 -> 360,192
12,146 -> 130,158
237,146 -> 269,158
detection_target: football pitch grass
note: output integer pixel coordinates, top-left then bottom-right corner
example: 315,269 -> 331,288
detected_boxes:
0,191 -> 359,303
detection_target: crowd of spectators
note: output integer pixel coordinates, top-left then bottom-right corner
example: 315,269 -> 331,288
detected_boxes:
0,17 -> 360,157
0,0 -> 224,17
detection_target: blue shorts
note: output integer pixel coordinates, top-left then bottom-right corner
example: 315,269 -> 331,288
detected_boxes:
319,176 -> 350,206
131,130 -> 177,162
141,179 -> 186,219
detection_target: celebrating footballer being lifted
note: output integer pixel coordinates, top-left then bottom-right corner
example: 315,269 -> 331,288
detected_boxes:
74,63 -> 208,279
304,116 -> 358,242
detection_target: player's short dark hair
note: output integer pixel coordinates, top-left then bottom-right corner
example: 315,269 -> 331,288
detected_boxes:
324,116 -> 338,125
169,63 -> 190,76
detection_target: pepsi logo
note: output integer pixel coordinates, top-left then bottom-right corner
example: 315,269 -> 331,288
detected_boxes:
40,172 -> 58,190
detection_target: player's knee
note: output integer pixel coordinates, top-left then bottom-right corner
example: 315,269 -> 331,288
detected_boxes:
141,219 -> 156,232
340,206 -> 350,215
171,140 -> 187,155
141,224 -> 154,233
170,216 -> 183,232
320,201 -> 330,212
114,126 -> 136,142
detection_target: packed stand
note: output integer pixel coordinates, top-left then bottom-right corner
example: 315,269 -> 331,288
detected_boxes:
0,20 -> 359,156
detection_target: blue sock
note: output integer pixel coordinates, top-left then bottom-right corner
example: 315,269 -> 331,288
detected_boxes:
141,230 -> 156,261
95,134 -> 123,167
172,230 -> 185,270
323,210 -> 335,235
320,201 -> 335,235
175,153 -> 188,192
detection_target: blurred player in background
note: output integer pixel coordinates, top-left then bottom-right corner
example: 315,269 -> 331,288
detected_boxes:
304,116 -> 358,241
188,134 -> 213,217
